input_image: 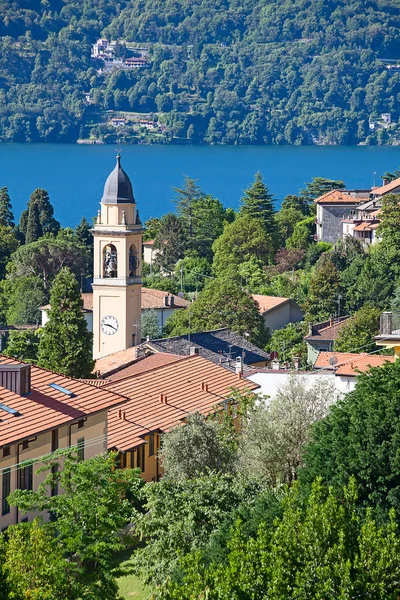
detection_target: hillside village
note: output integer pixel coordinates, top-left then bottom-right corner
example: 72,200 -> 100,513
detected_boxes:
2,156 -> 400,597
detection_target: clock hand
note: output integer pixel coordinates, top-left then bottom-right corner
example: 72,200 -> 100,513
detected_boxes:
104,323 -> 117,331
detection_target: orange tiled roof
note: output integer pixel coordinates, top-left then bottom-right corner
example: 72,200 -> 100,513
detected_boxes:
305,318 -> 351,342
314,190 -> 358,204
353,222 -> 374,232
251,294 -> 290,314
105,354 -> 259,451
0,356 -> 128,447
105,353 -> 187,382
141,288 -> 190,309
314,351 -> 395,376
372,177 -> 400,196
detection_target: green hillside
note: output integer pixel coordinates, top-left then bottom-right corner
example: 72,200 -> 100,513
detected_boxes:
0,0 -> 400,144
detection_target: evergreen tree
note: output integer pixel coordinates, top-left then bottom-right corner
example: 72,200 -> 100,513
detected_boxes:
305,253 -> 343,322
141,309 -> 161,340
75,216 -> 93,249
299,177 -> 345,205
3,330 -> 39,362
0,186 -> 14,227
239,172 -> 276,235
37,267 -> 94,378
29,188 -> 60,235
173,177 -> 205,244
25,201 -> 43,244
153,213 -> 186,272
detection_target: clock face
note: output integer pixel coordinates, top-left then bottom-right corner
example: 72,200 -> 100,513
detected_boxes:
101,315 -> 119,335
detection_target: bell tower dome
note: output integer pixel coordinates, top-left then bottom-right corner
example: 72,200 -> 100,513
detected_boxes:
92,155 -> 143,360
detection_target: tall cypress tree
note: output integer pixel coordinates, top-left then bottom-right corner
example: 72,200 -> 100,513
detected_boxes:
0,187 -> 14,227
25,202 -> 43,244
38,267 -> 94,378
239,172 -> 276,235
29,188 -> 60,235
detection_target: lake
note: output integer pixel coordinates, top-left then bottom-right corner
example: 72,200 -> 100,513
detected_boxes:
1,143 -> 400,227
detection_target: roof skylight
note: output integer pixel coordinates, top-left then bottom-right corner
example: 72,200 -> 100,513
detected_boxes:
49,383 -> 76,398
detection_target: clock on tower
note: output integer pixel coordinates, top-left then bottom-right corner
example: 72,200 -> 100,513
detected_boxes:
92,155 -> 144,359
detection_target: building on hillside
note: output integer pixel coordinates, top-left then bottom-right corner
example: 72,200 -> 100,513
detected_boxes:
251,295 -> 304,331
315,189 -> 370,244
143,239 -> 160,270
111,118 -> 126,128
0,356 -> 127,530
374,311 -> 400,357
245,351 -> 395,401
342,198 -> 382,247
144,328 -> 270,372
371,176 -> 400,199
98,354 -> 259,481
40,289 -> 189,336
304,316 -> 351,364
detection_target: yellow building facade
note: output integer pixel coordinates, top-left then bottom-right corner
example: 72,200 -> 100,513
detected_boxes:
92,155 -> 143,359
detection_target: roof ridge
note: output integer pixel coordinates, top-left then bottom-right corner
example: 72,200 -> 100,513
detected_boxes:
101,353 -> 195,386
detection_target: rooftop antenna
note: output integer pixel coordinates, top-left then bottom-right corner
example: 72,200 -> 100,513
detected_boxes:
373,171 -> 376,187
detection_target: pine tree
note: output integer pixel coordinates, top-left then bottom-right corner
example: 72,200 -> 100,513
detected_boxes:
38,267 -> 94,378
239,172 -> 276,235
25,202 -> 43,244
29,189 -> 60,235
173,177 -> 205,243
0,187 -> 14,227
75,217 -> 93,249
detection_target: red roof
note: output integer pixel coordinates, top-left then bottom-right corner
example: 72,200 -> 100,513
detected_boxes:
141,288 -> 189,309
372,177 -> 400,196
0,356 -> 127,447
314,190 -> 358,204
105,353 -> 186,382
314,351 -> 395,376
104,354 -> 259,451
251,295 -> 290,314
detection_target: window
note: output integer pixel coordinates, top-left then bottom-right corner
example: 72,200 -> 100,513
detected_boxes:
20,517 -> 28,523
149,434 -> 154,457
77,438 -> 84,462
2,468 -> 11,515
3,447 -> 10,458
120,453 -> 127,469
77,420 -> 85,430
22,440 -> 29,450
129,244 -> 139,277
51,429 -> 58,452
137,445 -> 145,472
18,464 -> 33,491
130,450 -> 135,468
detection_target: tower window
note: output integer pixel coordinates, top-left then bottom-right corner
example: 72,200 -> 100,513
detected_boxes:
129,244 -> 139,277
103,244 -> 118,278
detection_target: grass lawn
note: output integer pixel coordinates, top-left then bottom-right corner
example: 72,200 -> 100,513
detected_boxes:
116,554 -> 151,600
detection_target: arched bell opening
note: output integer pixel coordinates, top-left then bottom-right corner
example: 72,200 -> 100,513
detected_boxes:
129,244 -> 140,277
103,244 -> 118,278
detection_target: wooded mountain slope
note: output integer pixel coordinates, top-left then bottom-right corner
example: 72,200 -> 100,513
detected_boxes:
0,0 -> 399,144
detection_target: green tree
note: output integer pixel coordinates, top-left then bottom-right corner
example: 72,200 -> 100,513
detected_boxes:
164,278 -> 267,346
299,177 -> 345,206
267,321 -> 307,362
212,216 -> 273,277
4,330 -> 39,362
153,213 -> 186,272
6,276 -> 46,325
239,376 -> 336,485
190,195 -> 227,260
175,255 -> 212,292
301,359 -> 400,518
141,309 -> 161,340
75,216 -> 93,249
28,188 -> 60,236
275,206 -> 305,240
25,201 -> 43,244
334,306 -> 380,353
239,172 -> 276,236
160,412 -> 238,480
377,193 -> 400,243
0,186 -> 14,227
305,253 -> 343,321
173,176 -> 205,242
286,216 -> 315,250
0,224 -> 19,279
8,452 -> 144,600
143,217 -> 162,242
37,267 -> 94,377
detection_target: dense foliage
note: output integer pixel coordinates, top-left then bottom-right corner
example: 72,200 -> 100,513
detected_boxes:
0,0 -> 400,144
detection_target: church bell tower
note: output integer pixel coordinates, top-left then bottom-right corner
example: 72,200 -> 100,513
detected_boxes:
92,155 -> 143,360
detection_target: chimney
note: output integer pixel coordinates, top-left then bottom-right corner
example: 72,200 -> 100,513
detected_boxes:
380,312 -> 393,335
122,411 -> 126,420
170,295 -> 174,306
0,363 -> 31,396
164,396 -> 168,404
118,409 -> 122,419
205,384 -> 209,392
272,361 -> 280,370
163,295 -> 170,307
190,346 -> 199,356
293,356 -> 300,371
160,393 -> 164,403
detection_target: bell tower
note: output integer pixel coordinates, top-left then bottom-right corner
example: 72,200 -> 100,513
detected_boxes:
92,155 -> 143,360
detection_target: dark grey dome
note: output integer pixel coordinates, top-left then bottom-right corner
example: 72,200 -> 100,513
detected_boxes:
101,155 -> 135,204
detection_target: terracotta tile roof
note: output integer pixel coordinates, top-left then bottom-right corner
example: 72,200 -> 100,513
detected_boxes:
314,351 -> 395,376
95,347 -> 139,376
143,239 -> 155,246
105,353 -> 187,382
104,354 -> 259,451
314,190 -> 359,204
141,288 -> 190,309
353,222 -> 374,232
0,356 -> 128,447
146,328 -> 270,367
305,317 -> 351,342
251,294 -> 289,313
372,177 -> 400,196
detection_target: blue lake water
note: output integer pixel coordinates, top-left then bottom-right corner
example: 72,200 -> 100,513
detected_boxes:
1,143 -> 400,227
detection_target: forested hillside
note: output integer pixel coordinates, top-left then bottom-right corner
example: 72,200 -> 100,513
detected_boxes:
0,0 -> 400,144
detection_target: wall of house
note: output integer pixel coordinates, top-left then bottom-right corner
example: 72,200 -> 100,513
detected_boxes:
319,204 -> 358,243
41,310 -> 92,331
0,411 -> 108,530
306,340 -> 334,365
263,302 -> 304,331
120,432 -> 160,482
246,371 -> 353,401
